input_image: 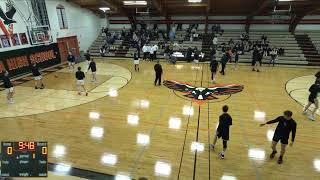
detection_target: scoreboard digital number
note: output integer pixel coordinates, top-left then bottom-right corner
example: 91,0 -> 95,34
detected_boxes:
1,141 -> 48,177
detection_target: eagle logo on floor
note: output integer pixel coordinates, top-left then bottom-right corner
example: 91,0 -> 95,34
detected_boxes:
163,80 -> 244,105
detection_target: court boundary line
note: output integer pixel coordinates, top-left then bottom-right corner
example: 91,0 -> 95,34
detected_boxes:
285,75 -> 319,117
177,63 -> 200,180
0,64 -> 132,119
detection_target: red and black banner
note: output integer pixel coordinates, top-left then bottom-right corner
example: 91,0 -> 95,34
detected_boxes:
0,43 -> 61,78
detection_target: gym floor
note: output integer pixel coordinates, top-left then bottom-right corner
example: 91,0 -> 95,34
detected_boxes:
0,58 -> 319,180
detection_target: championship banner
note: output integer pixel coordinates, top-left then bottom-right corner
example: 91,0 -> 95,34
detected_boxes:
0,43 -> 61,78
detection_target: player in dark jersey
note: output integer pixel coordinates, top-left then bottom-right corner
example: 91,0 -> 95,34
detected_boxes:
84,50 -> 91,69
67,52 -> 76,71
219,53 -> 229,75
232,50 -> 240,70
133,52 -> 140,72
210,105 -> 232,159
87,58 -> 97,82
75,67 -> 88,96
2,71 -> 14,104
302,79 -> 320,121
154,62 -> 163,86
260,110 -> 297,164
210,56 -> 219,83
252,46 -> 262,72
31,63 -> 45,89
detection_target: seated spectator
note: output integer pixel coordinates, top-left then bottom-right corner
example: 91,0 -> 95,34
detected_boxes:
100,46 -> 106,57
228,38 -> 234,45
261,34 -> 267,44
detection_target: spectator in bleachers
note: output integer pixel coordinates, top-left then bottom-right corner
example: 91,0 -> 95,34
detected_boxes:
261,34 -> 267,44
269,47 -> 278,67
104,27 -> 109,37
228,39 -> 234,45
177,23 -> 183,31
151,44 -> 159,61
169,29 -> 175,42
212,35 -> 218,49
142,44 -> 150,61
193,47 -> 200,63
121,27 -> 126,37
240,32 -> 249,42
278,48 -> 285,56
100,46 -> 105,57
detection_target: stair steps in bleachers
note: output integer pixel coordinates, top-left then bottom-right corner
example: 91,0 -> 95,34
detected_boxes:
201,34 -> 213,61
295,34 -> 320,65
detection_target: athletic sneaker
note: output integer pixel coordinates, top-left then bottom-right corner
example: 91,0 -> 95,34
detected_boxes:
219,152 -> 225,159
209,144 -> 215,150
257,70 -> 260,72
302,111 -> 307,115
85,92 -> 88,96
8,99 -> 14,104
35,86 -> 38,89
270,151 -> 277,159
78,92 -> 81,95
277,156 -> 283,164
252,68 -> 256,71
308,115 -> 315,121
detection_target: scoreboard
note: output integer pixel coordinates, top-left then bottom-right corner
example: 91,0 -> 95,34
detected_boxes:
1,141 -> 48,177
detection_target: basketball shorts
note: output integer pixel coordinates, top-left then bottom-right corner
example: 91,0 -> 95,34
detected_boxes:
34,76 -> 42,81
134,60 -> 140,65
272,134 -> 288,144
308,95 -> 316,104
5,87 -> 14,94
77,80 -> 85,86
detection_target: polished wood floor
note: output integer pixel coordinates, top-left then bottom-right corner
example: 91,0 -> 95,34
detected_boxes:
1,59 -> 319,180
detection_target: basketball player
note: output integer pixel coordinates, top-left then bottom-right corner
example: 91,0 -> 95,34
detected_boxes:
260,110 -> 297,164
154,61 -> 163,86
2,71 -> 14,104
84,50 -> 91,67
315,71 -> 320,83
67,52 -> 76,71
210,56 -> 219,83
87,59 -> 97,82
210,105 -> 232,159
31,63 -> 45,89
219,53 -> 229,75
302,79 -> 320,121
252,46 -> 262,72
133,52 -> 140,72
232,51 -> 240,70
75,67 -> 88,96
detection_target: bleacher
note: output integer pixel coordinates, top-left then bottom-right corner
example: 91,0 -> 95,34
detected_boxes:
89,28 -> 308,65
295,31 -> 320,65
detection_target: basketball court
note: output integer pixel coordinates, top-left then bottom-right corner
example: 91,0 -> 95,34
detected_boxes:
0,0 -> 320,179
0,58 -> 318,180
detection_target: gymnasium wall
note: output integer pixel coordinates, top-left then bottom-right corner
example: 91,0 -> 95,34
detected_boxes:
0,0 -> 102,53
45,0 -> 101,51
